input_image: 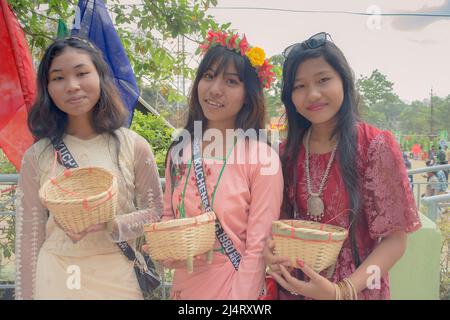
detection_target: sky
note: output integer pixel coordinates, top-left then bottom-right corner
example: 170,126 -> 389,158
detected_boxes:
204,0 -> 450,103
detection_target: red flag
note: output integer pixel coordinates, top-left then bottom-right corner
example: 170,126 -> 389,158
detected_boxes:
0,0 -> 36,171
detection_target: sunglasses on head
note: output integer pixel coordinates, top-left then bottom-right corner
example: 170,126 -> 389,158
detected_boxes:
282,32 -> 333,58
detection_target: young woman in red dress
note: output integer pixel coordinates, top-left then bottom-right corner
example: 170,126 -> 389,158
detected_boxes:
264,32 -> 422,300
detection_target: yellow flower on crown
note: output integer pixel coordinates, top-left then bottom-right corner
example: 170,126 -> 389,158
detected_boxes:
246,47 -> 265,67
198,30 -> 276,89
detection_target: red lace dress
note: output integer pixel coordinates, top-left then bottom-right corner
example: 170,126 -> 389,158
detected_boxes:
280,122 -> 421,300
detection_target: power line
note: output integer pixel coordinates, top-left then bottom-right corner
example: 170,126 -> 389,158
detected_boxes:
105,4 -> 450,18
206,6 -> 450,18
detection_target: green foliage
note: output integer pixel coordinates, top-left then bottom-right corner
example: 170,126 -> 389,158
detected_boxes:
398,101 -> 430,134
357,70 -> 450,137
0,149 -> 16,280
357,69 -> 405,130
0,191 -> 16,288
0,216 -> 15,270
0,150 -> 17,174
7,0 -> 232,104
357,69 -> 395,106
265,54 -> 284,120
130,111 -> 174,177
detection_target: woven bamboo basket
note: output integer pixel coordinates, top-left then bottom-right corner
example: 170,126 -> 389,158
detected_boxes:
272,219 -> 348,273
39,167 -> 118,234
143,211 -> 216,273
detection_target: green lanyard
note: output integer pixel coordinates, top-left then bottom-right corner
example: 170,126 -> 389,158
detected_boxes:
178,140 -> 236,218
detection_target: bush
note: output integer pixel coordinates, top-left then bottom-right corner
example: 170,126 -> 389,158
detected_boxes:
130,111 -> 174,177
0,150 -> 17,174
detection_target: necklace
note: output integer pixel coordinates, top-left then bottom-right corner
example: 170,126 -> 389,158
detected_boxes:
305,128 -> 339,221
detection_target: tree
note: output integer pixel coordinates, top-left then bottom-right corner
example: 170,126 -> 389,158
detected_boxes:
356,69 -> 404,130
433,95 -> 450,135
130,111 -> 174,177
7,0 -> 230,104
265,54 -> 284,120
398,100 -> 429,134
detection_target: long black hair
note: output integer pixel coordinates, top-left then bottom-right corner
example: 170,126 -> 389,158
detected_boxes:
281,40 -> 362,266
184,45 -> 265,136
165,45 -> 268,216
166,45 -> 267,162
28,37 -> 128,167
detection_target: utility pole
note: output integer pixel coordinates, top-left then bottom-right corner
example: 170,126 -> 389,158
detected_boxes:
175,35 -> 186,129
430,87 -> 434,136
182,35 -> 185,97
176,36 -> 180,128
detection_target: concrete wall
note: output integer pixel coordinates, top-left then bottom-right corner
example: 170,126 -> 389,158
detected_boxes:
390,213 -> 442,300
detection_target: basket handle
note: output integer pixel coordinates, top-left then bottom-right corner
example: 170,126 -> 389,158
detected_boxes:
322,208 -> 356,233
45,151 -> 84,199
47,151 -> 115,211
82,190 -> 116,212
281,208 -> 355,243
50,150 -> 72,179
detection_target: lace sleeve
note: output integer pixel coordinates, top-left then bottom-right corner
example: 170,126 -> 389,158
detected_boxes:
362,131 -> 422,240
14,147 -> 48,300
110,136 -> 163,242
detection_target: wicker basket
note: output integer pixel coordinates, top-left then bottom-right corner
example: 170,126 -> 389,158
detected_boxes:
39,167 -> 118,233
272,219 -> 348,273
143,211 -> 216,273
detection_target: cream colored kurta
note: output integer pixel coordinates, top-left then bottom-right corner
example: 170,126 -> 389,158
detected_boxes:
15,128 -> 163,300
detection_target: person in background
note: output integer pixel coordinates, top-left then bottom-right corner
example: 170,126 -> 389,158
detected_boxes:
403,153 -> 413,191
428,145 -> 436,166
423,160 -> 447,197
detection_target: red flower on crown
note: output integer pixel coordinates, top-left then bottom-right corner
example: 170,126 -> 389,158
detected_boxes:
206,30 -> 220,43
258,59 -> 276,89
227,34 -> 239,50
199,42 -> 210,54
239,35 -> 249,55
198,29 -> 276,89
217,32 -> 228,46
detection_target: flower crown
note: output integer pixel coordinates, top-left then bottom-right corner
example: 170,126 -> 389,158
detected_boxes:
198,30 -> 276,89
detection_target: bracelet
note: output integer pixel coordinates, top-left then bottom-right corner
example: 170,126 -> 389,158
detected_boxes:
343,278 -> 358,300
334,283 -> 341,300
338,280 -> 350,300
335,278 -> 358,300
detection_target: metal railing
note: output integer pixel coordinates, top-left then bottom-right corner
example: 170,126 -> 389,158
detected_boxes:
421,193 -> 450,222
0,174 -> 17,292
0,174 -> 170,297
408,164 -> 450,216
1,164 -> 449,296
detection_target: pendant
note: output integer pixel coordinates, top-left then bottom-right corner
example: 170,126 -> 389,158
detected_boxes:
307,194 -> 324,219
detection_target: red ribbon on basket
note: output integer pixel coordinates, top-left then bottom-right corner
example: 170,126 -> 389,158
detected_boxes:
0,185 -> 17,194
44,151 -> 116,212
278,208 -> 356,243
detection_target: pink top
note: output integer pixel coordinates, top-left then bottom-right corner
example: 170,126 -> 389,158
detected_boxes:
163,138 -> 283,299
282,122 -> 422,300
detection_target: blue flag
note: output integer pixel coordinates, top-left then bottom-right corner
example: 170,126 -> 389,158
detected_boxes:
72,0 -> 139,127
